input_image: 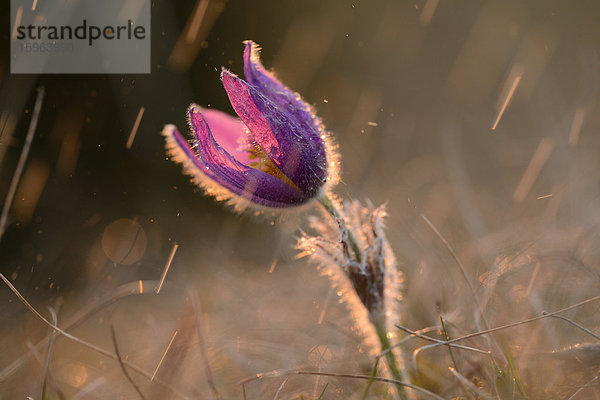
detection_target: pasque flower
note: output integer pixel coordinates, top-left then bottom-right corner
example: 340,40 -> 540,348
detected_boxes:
163,40 -> 338,209
164,40 -> 408,400
297,200 -> 404,345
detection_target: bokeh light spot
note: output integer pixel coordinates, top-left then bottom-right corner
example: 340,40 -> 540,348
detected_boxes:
101,218 -> 147,265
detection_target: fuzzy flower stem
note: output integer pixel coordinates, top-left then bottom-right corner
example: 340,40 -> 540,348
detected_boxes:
318,193 -> 407,400
375,320 -> 408,400
317,194 -> 362,262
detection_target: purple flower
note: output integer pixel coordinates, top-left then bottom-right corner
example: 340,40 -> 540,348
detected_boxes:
163,40 -> 338,209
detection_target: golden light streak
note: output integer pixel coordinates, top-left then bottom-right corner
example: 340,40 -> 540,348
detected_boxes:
31,0 -> 38,11
13,160 -> 50,224
12,7 -> 23,40
536,194 -> 553,200
56,119 -> 83,176
513,137 -> 555,203
268,258 -> 277,273
186,0 -> 210,44
138,279 -> 143,294
0,87 -> 44,239
419,0 -> 439,25
317,287 -> 333,325
0,112 -> 17,164
150,330 -> 179,381
525,262 -> 541,297
157,243 -> 178,294
491,69 -> 522,130
117,0 -> 145,25
167,0 -> 223,71
126,106 -> 145,149
568,107 -> 585,146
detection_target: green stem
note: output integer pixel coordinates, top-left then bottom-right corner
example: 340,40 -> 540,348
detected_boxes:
361,357 -> 380,399
440,315 -> 459,373
317,194 -> 362,262
375,321 -> 408,400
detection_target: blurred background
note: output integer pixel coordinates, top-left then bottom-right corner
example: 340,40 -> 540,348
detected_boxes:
2,0 -> 600,398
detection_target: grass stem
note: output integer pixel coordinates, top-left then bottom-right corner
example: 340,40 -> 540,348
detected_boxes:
361,357 -> 379,399
440,315 -> 459,372
375,320 -> 408,400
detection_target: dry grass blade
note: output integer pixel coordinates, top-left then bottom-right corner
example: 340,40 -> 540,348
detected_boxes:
567,374 -> 600,400
541,311 -> 600,340
239,369 -> 287,398
0,272 -> 192,400
110,323 -> 147,400
421,214 -> 477,298
0,279 -> 161,382
189,288 -> 222,399
0,86 -> 44,240
272,377 -> 289,400
421,215 -> 487,329
382,325 -> 490,359
421,214 -> 498,359
295,371 -> 445,400
448,367 -> 495,400
398,294 -> 600,353
41,306 -> 58,400
412,342 -> 489,371
396,326 -> 441,346
317,382 -> 329,399
239,369 -> 446,400
26,340 -> 65,400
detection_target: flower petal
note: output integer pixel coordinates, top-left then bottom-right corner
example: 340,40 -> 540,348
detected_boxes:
242,40 -> 324,136
194,108 -> 250,166
221,69 -> 328,199
162,107 -> 310,208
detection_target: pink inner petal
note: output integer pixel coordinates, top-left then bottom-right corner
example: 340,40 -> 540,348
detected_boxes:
220,72 -> 283,161
193,107 -> 252,166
